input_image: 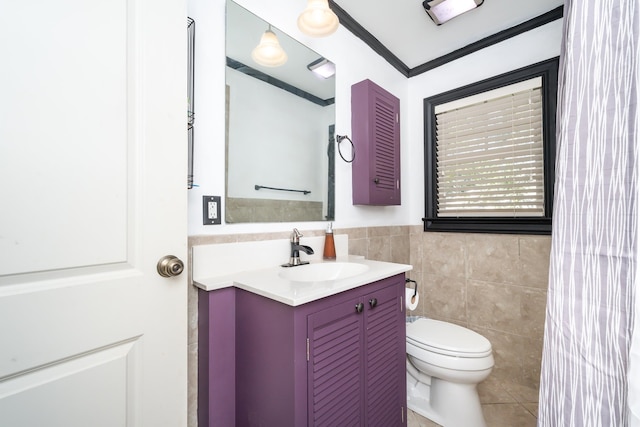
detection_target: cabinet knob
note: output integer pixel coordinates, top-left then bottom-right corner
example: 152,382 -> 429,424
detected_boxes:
369,298 -> 378,308
373,177 -> 380,184
355,302 -> 364,313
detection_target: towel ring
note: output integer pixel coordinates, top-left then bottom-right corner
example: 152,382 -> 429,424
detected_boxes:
336,134 -> 355,163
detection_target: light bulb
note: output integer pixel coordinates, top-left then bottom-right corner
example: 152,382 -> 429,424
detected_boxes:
297,0 -> 339,37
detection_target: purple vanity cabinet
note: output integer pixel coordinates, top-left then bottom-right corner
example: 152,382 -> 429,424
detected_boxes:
235,274 -> 407,427
363,282 -> 407,426
307,295 -> 364,425
308,279 -> 406,426
351,79 -> 401,206
198,287 -> 236,427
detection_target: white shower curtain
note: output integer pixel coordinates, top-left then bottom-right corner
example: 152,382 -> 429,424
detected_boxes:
538,1 -> 639,426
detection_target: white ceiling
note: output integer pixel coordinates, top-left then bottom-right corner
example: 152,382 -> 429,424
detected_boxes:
226,0 -> 564,99
333,0 -> 564,70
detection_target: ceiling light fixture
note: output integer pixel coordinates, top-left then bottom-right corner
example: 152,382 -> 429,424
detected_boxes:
251,25 -> 288,67
307,58 -> 336,79
422,0 -> 484,25
297,0 -> 339,37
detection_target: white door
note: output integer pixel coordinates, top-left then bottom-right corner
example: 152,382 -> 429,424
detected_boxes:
0,0 -> 188,426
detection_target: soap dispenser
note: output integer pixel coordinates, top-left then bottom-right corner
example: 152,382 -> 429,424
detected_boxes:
323,222 -> 336,260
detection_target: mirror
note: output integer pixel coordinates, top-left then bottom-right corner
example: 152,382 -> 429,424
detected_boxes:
225,0 -> 336,223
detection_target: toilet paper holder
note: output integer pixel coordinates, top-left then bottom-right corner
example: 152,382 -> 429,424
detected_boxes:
405,278 -> 418,299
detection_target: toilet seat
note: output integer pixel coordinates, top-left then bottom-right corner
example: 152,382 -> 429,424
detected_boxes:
406,318 -> 492,358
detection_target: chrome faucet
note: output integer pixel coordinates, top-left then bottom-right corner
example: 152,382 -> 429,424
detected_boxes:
284,228 -> 314,267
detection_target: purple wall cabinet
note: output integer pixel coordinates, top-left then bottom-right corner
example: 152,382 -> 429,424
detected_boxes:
351,79 -> 401,205
234,274 -> 407,427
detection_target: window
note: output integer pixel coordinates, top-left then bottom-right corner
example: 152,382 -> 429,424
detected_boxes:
424,58 -> 558,234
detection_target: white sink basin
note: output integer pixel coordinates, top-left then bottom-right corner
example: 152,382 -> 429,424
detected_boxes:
279,262 -> 370,282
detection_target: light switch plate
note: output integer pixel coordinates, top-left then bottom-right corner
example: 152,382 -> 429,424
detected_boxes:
203,195 -> 221,225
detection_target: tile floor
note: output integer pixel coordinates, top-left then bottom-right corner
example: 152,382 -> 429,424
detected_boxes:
407,377 -> 539,427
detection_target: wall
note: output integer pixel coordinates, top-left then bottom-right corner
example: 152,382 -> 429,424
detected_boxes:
187,0 -> 562,237
188,0 -> 409,237
399,20 -> 562,402
350,227 -> 552,393
404,20 -> 563,217
411,231 -> 551,404
187,0 -> 561,234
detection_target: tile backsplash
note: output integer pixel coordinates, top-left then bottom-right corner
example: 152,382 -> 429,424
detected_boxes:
187,225 -> 550,426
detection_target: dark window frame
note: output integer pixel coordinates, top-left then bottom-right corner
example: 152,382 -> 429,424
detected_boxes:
423,57 -> 559,235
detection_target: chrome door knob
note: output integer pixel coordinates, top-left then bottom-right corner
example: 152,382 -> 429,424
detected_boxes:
157,255 -> 184,277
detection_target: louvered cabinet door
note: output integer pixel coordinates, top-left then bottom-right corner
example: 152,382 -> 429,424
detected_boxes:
363,282 -> 407,427
307,297 -> 365,427
351,79 -> 401,205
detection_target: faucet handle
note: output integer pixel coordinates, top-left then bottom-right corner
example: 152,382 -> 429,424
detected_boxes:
292,228 -> 302,243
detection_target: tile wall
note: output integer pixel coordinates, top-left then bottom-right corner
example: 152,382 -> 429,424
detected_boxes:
187,225 -> 551,426
412,229 -> 551,389
225,197 -> 324,223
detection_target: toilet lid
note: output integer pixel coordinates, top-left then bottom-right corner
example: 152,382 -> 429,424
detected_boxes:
406,318 -> 492,356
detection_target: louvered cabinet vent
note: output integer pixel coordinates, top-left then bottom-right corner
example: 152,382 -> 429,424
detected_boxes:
351,79 -> 401,205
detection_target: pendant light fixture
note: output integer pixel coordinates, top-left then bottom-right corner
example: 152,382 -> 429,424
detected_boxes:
251,25 -> 288,67
297,0 -> 339,37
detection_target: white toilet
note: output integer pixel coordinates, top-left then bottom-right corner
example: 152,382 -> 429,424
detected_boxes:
406,317 -> 494,427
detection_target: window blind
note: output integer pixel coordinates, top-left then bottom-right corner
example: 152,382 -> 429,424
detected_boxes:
434,80 -> 544,217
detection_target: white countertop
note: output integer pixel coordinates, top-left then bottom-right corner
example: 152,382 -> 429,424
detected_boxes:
193,255 -> 413,306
